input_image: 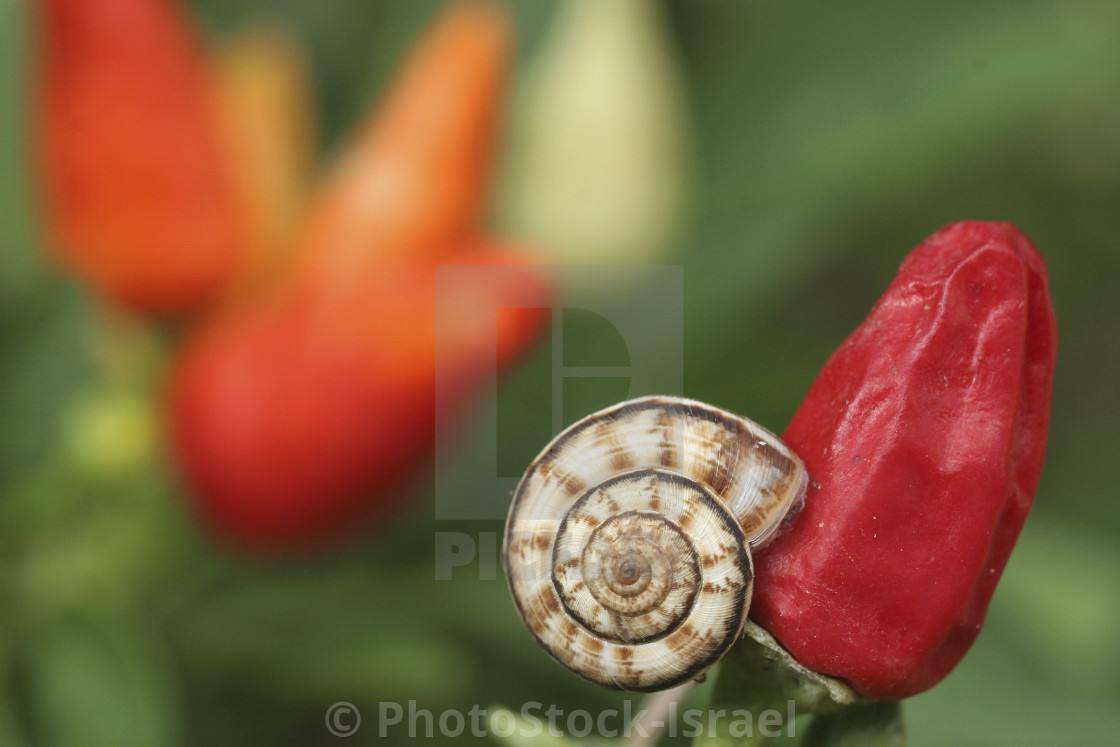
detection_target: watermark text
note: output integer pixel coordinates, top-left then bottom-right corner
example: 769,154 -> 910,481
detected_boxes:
327,699 -> 799,739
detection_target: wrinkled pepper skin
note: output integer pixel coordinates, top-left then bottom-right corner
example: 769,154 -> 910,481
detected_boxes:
751,221 -> 1057,700
37,0 -> 247,315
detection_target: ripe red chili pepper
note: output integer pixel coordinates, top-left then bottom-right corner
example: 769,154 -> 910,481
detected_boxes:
750,221 -> 1057,700
169,248 -> 548,550
37,0 -> 247,315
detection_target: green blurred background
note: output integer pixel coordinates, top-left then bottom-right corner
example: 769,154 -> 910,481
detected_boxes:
2,0 -> 1119,745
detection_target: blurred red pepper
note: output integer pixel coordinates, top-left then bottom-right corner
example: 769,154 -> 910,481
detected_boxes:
168,1 -> 550,552
751,221 -> 1057,699
37,0 -> 248,315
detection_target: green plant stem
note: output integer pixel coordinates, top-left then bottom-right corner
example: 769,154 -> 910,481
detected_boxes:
695,622 -> 905,746
801,701 -> 905,747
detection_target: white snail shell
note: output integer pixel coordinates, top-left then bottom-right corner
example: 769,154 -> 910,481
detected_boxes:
503,395 -> 808,692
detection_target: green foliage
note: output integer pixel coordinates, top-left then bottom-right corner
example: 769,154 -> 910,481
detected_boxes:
3,0 -> 1119,745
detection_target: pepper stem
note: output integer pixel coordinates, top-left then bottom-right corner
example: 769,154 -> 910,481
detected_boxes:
801,701 -> 906,746
695,622 -> 906,745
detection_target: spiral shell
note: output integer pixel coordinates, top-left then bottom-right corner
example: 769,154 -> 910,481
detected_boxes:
503,395 -> 808,691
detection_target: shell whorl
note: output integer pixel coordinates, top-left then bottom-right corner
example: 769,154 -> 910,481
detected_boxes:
503,396 -> 808,692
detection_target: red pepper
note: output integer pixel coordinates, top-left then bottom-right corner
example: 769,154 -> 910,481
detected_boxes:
168,1 -> 550,552
37,0 -> 247,315
169,249 -> 547,550
751,221 -> 1057,700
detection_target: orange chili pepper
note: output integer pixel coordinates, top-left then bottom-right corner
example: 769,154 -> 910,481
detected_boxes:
209,24 -> 315,289
296,0 -> 511,291
37,0 -> 248,315
168,1 -> 549,552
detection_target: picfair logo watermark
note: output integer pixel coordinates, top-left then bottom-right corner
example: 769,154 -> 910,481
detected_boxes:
432,264 -> 684,583
433,264 -> 683,522
434,531 -> 499,581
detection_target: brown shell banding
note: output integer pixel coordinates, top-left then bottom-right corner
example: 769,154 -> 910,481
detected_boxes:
503,395 -> 808,692
555,475 -> 707,644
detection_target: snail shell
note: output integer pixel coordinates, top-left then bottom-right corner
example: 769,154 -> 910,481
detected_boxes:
503,395 -> 808,692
